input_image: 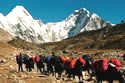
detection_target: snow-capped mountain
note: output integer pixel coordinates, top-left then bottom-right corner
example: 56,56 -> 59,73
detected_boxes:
0,6 -> 110,43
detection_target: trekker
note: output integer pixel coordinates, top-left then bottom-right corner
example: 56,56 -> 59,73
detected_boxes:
16,53 -> 23,72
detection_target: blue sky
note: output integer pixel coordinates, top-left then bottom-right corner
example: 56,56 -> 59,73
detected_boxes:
0,0 -> 125,24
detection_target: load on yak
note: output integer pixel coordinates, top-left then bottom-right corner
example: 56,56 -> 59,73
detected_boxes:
15,52 -> 125,82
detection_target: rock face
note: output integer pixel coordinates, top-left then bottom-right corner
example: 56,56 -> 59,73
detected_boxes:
0,28 -> 14,42
0,6 -> 110,43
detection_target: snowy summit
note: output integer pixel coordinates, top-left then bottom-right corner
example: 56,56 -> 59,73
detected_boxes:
0,6 -> 110,43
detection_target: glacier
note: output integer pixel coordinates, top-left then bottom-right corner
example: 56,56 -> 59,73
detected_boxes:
0,6 -> 110,43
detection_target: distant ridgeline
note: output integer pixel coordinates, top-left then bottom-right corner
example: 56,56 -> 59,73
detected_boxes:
0,6 -> 110,43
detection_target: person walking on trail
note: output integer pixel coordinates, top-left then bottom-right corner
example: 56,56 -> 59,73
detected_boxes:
16,53 -> 23,72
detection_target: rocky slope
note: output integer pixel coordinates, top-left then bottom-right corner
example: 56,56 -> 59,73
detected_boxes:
0,28 -> 14,42
0,28 -> 18,58
38,22 -> 125,51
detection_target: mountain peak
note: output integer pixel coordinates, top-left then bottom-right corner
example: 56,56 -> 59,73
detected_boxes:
0,6 -> 110,43
6,5 -> 31,18
73,8 -> 91,18
80,8 -> 89,12
6,5 -> 33,24
80,8 -> 90,14
14,5 -> 25,10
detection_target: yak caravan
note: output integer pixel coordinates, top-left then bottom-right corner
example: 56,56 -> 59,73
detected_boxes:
15,51 -> 125,83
